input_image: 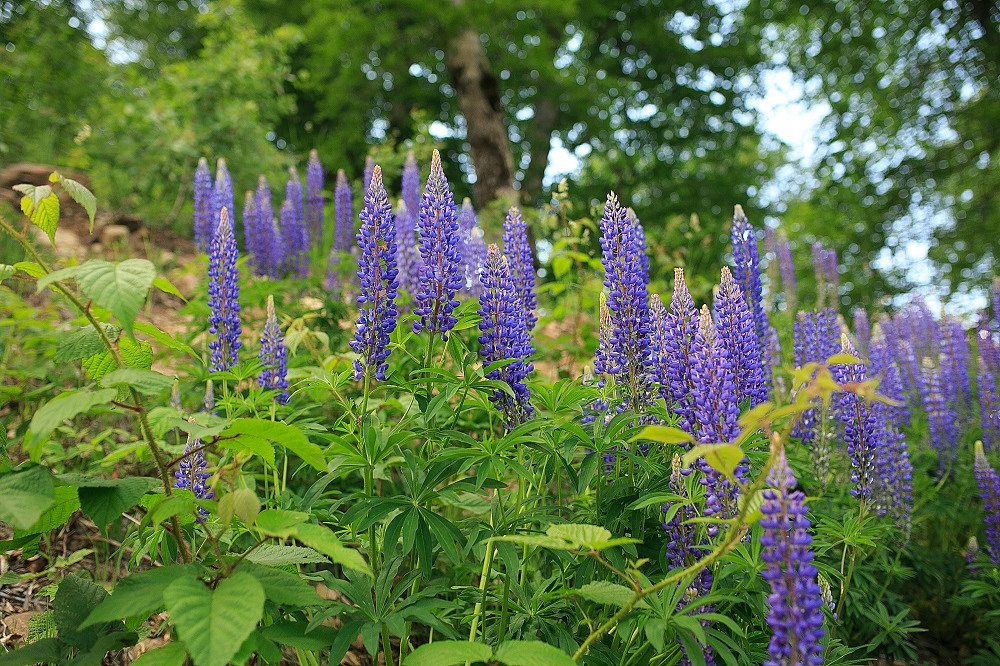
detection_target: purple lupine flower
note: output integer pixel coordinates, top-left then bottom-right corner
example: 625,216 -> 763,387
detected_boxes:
760,448 -> 825,666
853,309 -> 871,358
994,276 -> 1000,336
174,431 -> 214,520
627,208 -> 651,286
242,191 -> 264,276
823,247 -> 839,298
258,295 -> 289,405
502,206 -> 537,333
396,152 -> 423,297
977,318 -> 1000,374
582,293 -> 613,432
207,208 -> 241,372
653,269 -> 700,434
599,192 -> 654,412
941,320 -> 972,417
478,244 -> 535,427
731,205 -> 771,400
832,336 -> 883,507
811,243 -> 826,300
458,198 -> 486,298
979,345 -> 1000,452
326,169 -> 356,292
284,168 -> 308,278
691,305 -> 743,534
362,156 -> 376,196
777,233 -> 796,307
817,308 -> 841,360
974,442 -> 1000,565
715,266 -> 767,407
869,335 -> 910,426
350,165 -> 399,381
922,360 -> 960,470
306,149 -> 324,244
211,159 -> 233,248
412,149 -> 463,340
193,157 -> 213,252
791,312 -> 821,446
256,176 -> 280,278
660,454 -> 716,666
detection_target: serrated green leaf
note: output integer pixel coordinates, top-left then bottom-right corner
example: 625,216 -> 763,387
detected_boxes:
35,264 -> 82,293
404,641 -> 493,666
130,642 -> 187,666
83,337 -> 153,383
13,261 -> 45,278
54,574 -> 113,648
0,466 -> 55,530
24,388 -> 118,460
19,190 -> 60,244
575,581 -> 647,609
82,565 -> 201,628
162,573 -> 265,666
235,561 -> 322,606
0,637 -> 62,666
74,259 -> 156,338
243,544 -> 329,566
254,509 -> 309,538
134,321 -> 198,359
217,488 -> 259,525
221,419 -> 325,472
56,174 -> 97,231
58,475 -> 161,526
546,523 -> 612,549
294,523 -> 372,576
53,325 -> 121,364
494,641 -> 577,666
100,368 -> 175,395
15,486 -> 80,536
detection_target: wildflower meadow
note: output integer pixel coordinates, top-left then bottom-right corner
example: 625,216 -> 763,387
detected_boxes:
1,146 -> 999,666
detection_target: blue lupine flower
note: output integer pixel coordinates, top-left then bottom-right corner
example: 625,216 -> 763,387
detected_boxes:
654,269 -> 700,435
211,159 -> 233,249
396,151 -> 423,296
853,309 -> 870,357
776,232 -> 796,307
193,157 -> 213,252
974,442 -> 1000,565
979,339 -> 1000,452
412,150 -> 463,340
350,165 -> 399,381
258,295 -> 289,405
284,168 -> 308,278
363,156 -> 376,196
598,192 -> 653,412
627,208 -> 651,286
731,205 -> 771,398
502,205 -> 537,332
208,208 -> 241,372
760,448 -> 826,666
306,149 -> 324,244
459,198 -> 487,299
715,266 -> 767,407
242,190 -> 264,277
256,176 -> 280,278
478,244 -> 535,427
832,336 -> 883,507
922,360 -> 960,471
941,319 -> 972,416
326,169 -> 355,291
174,431 -> 214,520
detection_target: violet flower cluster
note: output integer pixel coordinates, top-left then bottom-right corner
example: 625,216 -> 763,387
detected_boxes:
326,169 -> 355,291
350,165 -> 399,381
306,149 -> 324,244
478,244 -> 535,427
760,449 -> 825,666
255,176 -> 282,278
207,208 -> 241,372
978,338 -> 1000,451
776,232 -> 796,308
412,150 -> 463,340
193,157 -> 213,252
174,432 -> 214,521
832,337 -> 882,508
282,168 -> 308,278
258,295 -> 289,405
396,151 -> 423,297
974,442 -> 1000,565
502,206 -> 537,333
651,269 -> 700,434
730,205 -> 771,397
811,242 -> 839,305
459,198 -> 486,299
714,266 -> 767,407
211,159 -> 233,249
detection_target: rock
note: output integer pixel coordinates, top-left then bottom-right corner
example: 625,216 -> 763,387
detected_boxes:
100,224 -> 130,246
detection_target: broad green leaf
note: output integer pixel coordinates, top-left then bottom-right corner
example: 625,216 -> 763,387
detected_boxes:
24,388 -> 118,460
575,581 -> 647,609
494,641 -> 577,666
294,523 -> 372,576
35,264 -> 83,293
130,641 -> 188,666
15,486 -> 80,536
13,261 -> 45,278
235,562 -> 322,606
82,337 -> 153,383
218,433 -> 275,468
259,622 -> 340,649
134,321 -> 198,359
19,190 -> 60,244
0,637 -> 62,666
0,466 -> 55,529
162,573 -> 265,666
632,425 -> 694,445
55,174 -> 97,231
682,443 -> 745,480
82,565 -> 202,627
495,534 -> 577,550
58,475 -> 162,526
254,509 -> 309,538
148,494 -> 197,526
54,574 -> 112,648
217,488 -> 259,525
244,544 -> 329,566
53,325 -> 121,364
100,368 -> 175,395
152,276 -> 188,302
546,523 -> 612,549
74,259 -> 156,338
222,419 -> 326,472
404,641 -> 493,666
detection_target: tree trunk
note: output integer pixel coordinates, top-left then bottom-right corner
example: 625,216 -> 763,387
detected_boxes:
520,98 -> 560,204
446,29 -> 517,207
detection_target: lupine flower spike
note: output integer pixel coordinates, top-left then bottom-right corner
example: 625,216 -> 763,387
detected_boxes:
730,204 -> 771,397
284,168 -> 308,277
211,158 -> 233,246
207,208 -> 241,372
258,295 -> 289,405
306,149 -> 324,244
193,157 -> 213,252
459,198 -> 487,298
502,206 -> 537,332
362,156 -> 376,195
760,446 -> 825,666
715,266 -> 767,407
256,176 -> 279,278
973,442 -> 1000,565
174,428 -> 214,521
350,165 -> 399,381
413,149 -> 463,340
397,152 -> 423,296
327,169 -> 355,291
478,244 -> 535,427
655,268 -> 700,435
242,191 -> 263,275
777,232 -> 796,309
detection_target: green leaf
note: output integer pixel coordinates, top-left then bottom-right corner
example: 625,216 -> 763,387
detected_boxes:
0,263 -> 14,283
243,543 -> 329,566
546,523 -> 611,548
55,174 -> 97,231
152,276 -> 188,302
294,523 -> 372,576
24,388 -> 118,460
575,581 -> 647,609
254,509 -> 309,538
222,419 -> 326,472
632,425 -> 695,446
404,641 -> 493,666
163,573 -> 264,666
16,486 -> 80,536
35,265 -> 83,293
131,641 -> 189,666
100,368 -> 175,395
74,259 -> 157,338
82,337 -> 153,383
58,475 -> 161,526
217,488 -> 260,526
235,562 -> 322,606
259,622 -> 340,649
0,637 -> 62,666
494,641 -> 577,666
54,574 -> 113,648
27,193 -> 61,244
26,610 -> 57,642
53,325 -> 121,364
83,565 -> 202,627
12,261 -> 45,278
682,444 -> 745,480
0,467 -> 55,530
134,321 -> 198,359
